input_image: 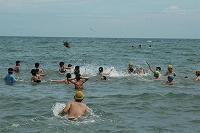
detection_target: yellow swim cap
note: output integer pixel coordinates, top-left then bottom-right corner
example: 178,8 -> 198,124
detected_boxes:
196,70 -> 200,75
129,62 -> 134,66
74,91 -> 84,100
168,65 -> 173,69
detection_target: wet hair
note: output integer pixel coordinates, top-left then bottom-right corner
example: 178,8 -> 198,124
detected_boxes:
66,73 -> 71,79
35,62 -> 40,68
59,62 -> 64,67
16,61 -> 20,65
129,68 -> 133,72
8,68 -> 14,74
99,67 -> 103,73
74,66 -> 80,76
75,74 -> 81,81
31,69 -> 37,76
156,67 -> 161,71
68,64 -> 72,67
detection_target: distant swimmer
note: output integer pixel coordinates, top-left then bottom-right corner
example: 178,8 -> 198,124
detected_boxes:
165,75 -> 174,85
68,74 -> 89,90
4,68 -> 19,83
59,62 -> 73,73
74,65 -> 80,77
138,45 -> 142,48
34,62 -> 46,76
163,65 -> 177,77
50,73 -> 72,84
135,65 -> 145,74
63,41 -> 70,48
98,67 -> 113,80
146,62 -> 162,77
196,70 -> 200,81
59,91 -> 88,120
128,62 -> 134,74
31,69 -> 41,83
14,61 -> 20,72
154,71 -> 160,80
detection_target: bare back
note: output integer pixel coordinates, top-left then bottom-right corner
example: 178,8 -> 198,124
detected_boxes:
62,101 -> 88,119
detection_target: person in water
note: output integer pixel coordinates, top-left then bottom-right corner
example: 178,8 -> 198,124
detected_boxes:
74,65 -> 80,77
59,62 -> 73,73
68,74 -> 89,90
98,67 -> 113,80
146,62 -> 162,76
14,61 -> 20,72
154,71 -> 160,80
34,62 -> 46,76
163,65 -> 177,76
50,73 -> 72,84
195,70 -> 200,81
4,68 -> 19,83
135,65 -> 146,74
31,69 -> 41,83
165,75 -> 174,85
59,91 -> 88,120
128,62 -> 134,74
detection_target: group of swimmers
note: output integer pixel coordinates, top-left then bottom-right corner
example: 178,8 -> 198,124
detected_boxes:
3,60 -> 200,120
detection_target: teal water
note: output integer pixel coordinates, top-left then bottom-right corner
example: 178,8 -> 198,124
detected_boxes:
0,36 -> 200,132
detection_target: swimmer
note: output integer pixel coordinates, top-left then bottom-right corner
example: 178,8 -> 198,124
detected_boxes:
68,74 -> 89,90
163,65 -> 177,76
154,71 -> 160,80
50,73 -> 72,84
74,65 -> 80,77
4,68 -> 19,83
138,45 -> 142,48
135,65 -> 145,74
146,62 -> 162,77
34,62 -> 46,76
165,75 -> 174,85
59,91 -> 88,120
128,62 -> 134,74
196,70 -> 200,81
31,69 -> 41,83
98,67 -> 113,76
59,62 -> 73,73
14,61 -> 20,72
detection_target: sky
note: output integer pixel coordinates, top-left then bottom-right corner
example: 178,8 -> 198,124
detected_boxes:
0,0 -> 200,39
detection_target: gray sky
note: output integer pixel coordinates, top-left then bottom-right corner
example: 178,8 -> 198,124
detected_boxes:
0,0 -> 200,38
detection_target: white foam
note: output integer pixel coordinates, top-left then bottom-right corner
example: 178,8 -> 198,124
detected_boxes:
52,102 -> 66,117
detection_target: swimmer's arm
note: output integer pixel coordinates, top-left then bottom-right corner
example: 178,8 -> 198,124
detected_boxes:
146,62 -> 154,73
81,77 -> 89,83
102,68 -> 113,75
59,102 -> 71,115
68,78 -> 76,84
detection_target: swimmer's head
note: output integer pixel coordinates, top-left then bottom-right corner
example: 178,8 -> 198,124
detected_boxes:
99,67 -> 103,73
129,62 -> 134,67
101,76 -> 107,80
75,74 -> 81,81
74,91 -> 84,102
136,65 -> 140,69
68,64 -> 72,67
156,67 -> 161,71
16,61 -> 20,65
31,69 -> 37,76
35,62 -> 40,68
168,65 -> 173,69
154,71 -> 160,77
66,73 -> 71,79
168,75 -> 174,80
196,69 -> 200,76
59,62 -> 64,67
8,68 -> 14,74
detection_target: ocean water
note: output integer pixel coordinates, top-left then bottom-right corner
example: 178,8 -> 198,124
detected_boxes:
0,36 -> 200,133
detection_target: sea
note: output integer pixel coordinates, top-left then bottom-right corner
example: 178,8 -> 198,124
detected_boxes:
0,36 -> 200,133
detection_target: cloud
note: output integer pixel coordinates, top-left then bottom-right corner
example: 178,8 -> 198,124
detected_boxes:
163,6 -> 188,14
